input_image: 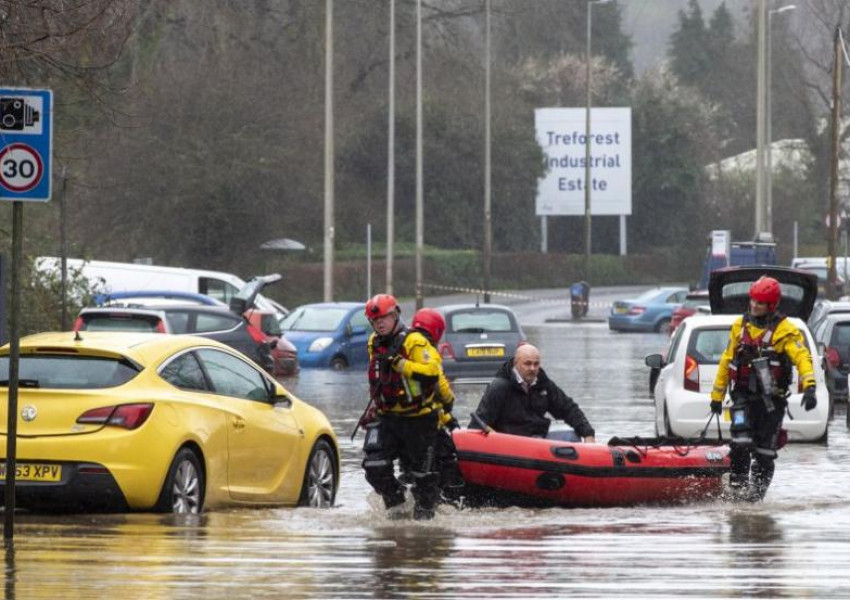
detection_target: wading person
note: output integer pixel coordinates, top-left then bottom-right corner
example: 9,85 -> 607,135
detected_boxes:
709,276 -> 817,501
360,295 -> 455,520
408,308 -> 464,495
471,343 -> 595,443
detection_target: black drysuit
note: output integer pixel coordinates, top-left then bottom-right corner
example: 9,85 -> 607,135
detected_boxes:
471,360 -> 594,439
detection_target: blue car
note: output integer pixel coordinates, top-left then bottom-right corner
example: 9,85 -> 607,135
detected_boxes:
608,287 -> 689,333
280,302 -> 370,369
94,290 -> 227,307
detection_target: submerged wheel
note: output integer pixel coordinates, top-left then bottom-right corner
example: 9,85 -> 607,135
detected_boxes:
656,318 -> 671,334
329,356 -> 348,370
299,439 -> 337,508
155,448 -> 205,514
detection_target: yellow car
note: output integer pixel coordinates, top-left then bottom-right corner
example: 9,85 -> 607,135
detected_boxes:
0,332 -> 339,513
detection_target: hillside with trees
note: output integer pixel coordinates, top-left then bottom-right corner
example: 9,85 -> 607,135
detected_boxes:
0,0 -> 848,325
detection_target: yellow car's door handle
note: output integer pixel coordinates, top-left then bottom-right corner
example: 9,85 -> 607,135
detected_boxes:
232,417 -> 246,430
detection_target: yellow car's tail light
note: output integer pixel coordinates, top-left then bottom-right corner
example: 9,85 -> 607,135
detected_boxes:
77,403 -> 154,430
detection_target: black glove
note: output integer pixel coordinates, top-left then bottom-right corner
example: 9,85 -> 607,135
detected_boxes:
389,355 -> 405,371
445,416 -> 460,431
801,387 -> 817,412
709,400 -> 723,415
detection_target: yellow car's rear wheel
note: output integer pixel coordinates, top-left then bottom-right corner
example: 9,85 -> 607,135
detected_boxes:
155,448 -> 205,514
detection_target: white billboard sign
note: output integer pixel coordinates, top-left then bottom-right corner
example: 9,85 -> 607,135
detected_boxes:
535,107 -> 632,216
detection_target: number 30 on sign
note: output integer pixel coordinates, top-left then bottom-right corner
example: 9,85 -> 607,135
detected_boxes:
0,143 -> 43,193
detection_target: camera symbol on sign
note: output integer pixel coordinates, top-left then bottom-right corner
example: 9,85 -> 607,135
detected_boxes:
0,97 -> 40,131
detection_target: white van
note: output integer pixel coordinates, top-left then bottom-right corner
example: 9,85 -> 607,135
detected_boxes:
791,257 -> 849,294
36,257 -> 285,315
791,256 -> 850,274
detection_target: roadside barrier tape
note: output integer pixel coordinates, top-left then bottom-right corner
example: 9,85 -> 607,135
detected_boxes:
421,283 -> 613,308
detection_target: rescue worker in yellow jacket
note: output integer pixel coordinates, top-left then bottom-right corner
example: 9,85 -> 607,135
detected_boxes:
360,295 -> 455,520
709,276 -> 817,501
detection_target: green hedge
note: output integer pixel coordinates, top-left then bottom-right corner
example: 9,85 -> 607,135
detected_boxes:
267,247 -> 701,308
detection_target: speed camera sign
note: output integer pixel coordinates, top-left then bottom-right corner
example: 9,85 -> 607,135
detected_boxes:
0,87 -> 52,202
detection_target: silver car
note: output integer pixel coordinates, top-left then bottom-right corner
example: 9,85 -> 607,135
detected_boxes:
436,303 -> 526,382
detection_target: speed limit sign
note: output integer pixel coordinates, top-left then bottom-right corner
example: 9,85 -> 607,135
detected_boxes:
0,143 -> 43,192
0,87 -> 52,202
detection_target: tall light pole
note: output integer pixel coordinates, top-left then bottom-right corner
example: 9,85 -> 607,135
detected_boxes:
386,0 -> 396,295
414,0 -> 424,310
766,4 -> 796,237
584,0 -> 611,280
323,0 -> 335,301
483,0 -> 492,303
754,0 -> 767,239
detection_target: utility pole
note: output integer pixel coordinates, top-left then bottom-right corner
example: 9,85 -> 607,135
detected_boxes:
323,0 -> 335,301
483,0 -> 492,304
828,27 -> 844,300
766,5 -> 797,236
754,0 -> 767,239
584,2 -> 593,281
583,0 -> 611,281
414,0 -> 424,310
386,0 -> 396,295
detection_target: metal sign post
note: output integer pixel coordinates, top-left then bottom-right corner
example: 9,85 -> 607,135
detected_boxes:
0,87 -> 53,540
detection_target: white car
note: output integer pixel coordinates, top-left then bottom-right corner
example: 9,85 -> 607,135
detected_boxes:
645,265 -> 829,443
647,314 -> 829,442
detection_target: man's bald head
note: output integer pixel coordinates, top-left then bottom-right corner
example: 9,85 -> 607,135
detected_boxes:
513,343 -> 541,384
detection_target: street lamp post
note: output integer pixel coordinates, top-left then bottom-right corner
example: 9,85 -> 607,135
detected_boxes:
766,4 -> 796,237
414,0 -> 424,310
755,0 -> 767,239
584,0 -> 611,281
483,0 -> 492,304
386,0 -> 396,295
323,0 -> 335,301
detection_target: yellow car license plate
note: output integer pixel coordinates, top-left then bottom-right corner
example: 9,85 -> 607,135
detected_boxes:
0,463 -> 62,482
467,347 -> 505,358
615,307 -> 627,314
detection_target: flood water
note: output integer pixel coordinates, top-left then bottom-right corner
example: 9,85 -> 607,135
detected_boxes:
5,315 -> 850,599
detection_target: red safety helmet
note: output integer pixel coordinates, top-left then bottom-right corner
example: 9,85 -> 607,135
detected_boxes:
412,308 -> 445,343
749,276 -> 781,311
365,294 -> 400,320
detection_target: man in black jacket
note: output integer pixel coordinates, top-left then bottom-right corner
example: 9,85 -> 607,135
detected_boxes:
471,344 -> 596,442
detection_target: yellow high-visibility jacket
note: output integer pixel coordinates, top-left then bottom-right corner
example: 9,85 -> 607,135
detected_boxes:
711,315 -> 815,402
368,330 -> 455,420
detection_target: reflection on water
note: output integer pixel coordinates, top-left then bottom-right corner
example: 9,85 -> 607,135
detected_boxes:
5,541 -> 14,600
3,323 -> 850,598
726,511 -> 786,599
367,526 -> 455,598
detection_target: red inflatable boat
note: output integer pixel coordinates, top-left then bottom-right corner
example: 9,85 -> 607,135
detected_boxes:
451,429 -> 730,508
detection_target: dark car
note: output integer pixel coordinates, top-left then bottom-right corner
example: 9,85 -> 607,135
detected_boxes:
74,275 -> 283,373
811,314 -> 850,405
74,305 -> 275,373
436,303 -> 526,381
